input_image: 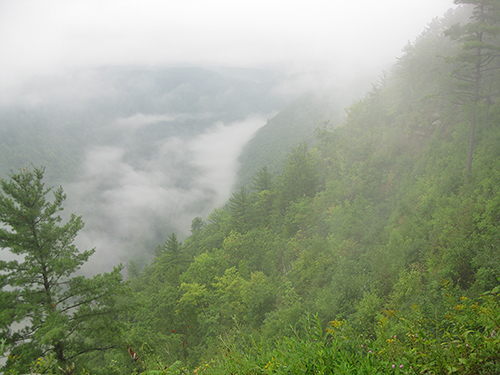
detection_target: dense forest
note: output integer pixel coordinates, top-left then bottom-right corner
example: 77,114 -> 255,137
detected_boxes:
2,2 -> 500,374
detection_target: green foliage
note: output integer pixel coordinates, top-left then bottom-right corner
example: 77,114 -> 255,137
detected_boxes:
0,166 -> 127,373
445,0 -> 500,182
5,6 -> 500,373
228,188 -> 252,233
251,165 -> 274,193
195,314 -> 385,375
114,8 -> 500,372
237,92 -> 341,188
277,143 -> 320,211
195,283 -> 500,375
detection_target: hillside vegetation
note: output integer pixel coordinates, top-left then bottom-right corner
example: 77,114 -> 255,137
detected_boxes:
2,3 -> 500,374
236,91 -> 341,188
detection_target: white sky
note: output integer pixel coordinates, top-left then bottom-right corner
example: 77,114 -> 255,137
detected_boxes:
0,0 -> 458,271
0,0 -> 455,91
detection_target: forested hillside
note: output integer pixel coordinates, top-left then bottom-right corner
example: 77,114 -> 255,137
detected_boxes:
236,92 -> 341,188
2,3 -> 500,374
0,67 -> 290,269
0,66 -> 286,185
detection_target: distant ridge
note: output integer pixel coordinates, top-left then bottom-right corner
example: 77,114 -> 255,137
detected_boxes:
236,91 -> 341,188
0,65 -> 288,184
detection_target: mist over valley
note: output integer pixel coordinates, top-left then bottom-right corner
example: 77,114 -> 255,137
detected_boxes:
0,0 -> 455,271
0,66 -> 292,270
5,2 -> 500,374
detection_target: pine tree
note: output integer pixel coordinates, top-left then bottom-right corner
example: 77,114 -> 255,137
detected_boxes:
0,166 -> 126,371
278,143 -> 319,210
228,187 -> 252,233
445,0 -> 500,182
251,166 -> 274,192
152,233 -> 186,285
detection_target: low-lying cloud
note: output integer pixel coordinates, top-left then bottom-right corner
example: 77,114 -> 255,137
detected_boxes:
114,113 -> 211,131
69,114 -> 270,274
0,0 -> 454,99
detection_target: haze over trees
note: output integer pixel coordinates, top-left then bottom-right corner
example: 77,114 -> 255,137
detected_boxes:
0,67 -> 293,270
445,0 -> 500,182
1,2 -> 500,374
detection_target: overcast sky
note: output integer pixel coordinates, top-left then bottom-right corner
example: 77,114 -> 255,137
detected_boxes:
0,0 -> 458,272
1,0 -> 455,92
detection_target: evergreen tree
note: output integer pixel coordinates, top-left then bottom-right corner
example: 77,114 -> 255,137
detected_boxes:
190,217 -> 205,234
0,166 -> 126,371
251,166 -> 274,192
278,143 -> 319,211
445,0 -> 500,182
228,187 -> 251,233
152,233 -> 185,285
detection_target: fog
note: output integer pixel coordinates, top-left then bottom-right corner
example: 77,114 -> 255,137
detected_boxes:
1,0 -> 454,94
0,1 -> 457,272
70,114 -> 271,272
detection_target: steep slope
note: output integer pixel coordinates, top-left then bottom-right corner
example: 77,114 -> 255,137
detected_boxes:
236,91 -> 341,188
106,5 -> 500,372
5,5 -> 500,374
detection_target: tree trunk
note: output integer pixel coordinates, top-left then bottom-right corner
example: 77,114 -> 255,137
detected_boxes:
465,38 -> 483,184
